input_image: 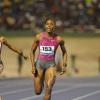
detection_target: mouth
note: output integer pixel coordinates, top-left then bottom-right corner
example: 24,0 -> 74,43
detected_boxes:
47,28 -> 52,31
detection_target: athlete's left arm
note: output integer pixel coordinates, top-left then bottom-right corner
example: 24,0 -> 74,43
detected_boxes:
59,38 -> 67,68
2,37 -> 27,59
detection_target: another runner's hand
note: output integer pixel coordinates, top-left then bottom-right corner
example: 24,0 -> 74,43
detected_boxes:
20,52 -> 28,60
23,55 -> 28,60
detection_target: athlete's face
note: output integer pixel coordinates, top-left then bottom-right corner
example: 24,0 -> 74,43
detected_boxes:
45,19 -> 56,33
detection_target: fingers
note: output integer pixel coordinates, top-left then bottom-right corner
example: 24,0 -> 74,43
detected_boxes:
32,68 -> 35,73
32,69 -> 38,77
56,70 -> 65,76
59,72 -> 64,75
56,72 -> 64,76
21,52 -> 29,60
23,54 -> 29,59
32,70 -> 35,74
23,54 -> 30,60
31,67 -> 36,74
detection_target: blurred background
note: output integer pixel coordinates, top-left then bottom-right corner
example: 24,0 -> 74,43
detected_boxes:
0,0 -> 100,78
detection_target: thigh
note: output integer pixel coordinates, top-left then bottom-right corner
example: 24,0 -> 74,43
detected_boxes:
45,66 -> 56,90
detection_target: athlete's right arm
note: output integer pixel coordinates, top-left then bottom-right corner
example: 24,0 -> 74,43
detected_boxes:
30,34 -> 40,74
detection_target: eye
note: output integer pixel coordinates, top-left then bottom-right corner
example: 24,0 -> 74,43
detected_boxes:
46,20 -> 55,26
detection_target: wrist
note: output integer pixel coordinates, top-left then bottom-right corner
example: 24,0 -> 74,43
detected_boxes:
32,62 -> 36,67
20,51 -> 23,56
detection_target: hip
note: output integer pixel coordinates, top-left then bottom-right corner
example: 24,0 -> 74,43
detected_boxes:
35,59 -> 56,70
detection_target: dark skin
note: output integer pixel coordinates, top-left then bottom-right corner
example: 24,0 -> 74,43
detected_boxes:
30,19 -> 67,100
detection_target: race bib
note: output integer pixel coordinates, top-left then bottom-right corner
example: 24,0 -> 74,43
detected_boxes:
40,46 -> 54,55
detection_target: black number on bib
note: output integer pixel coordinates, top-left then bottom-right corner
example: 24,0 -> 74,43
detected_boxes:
42,47 -> 52,51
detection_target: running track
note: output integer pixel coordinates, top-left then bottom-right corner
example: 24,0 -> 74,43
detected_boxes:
0,76 -> 100,100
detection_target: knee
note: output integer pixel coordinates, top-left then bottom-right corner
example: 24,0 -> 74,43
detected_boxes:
45,85 -> 52,94
45,80 -> 54,92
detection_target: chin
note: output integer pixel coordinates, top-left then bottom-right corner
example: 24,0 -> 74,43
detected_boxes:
46,30 -> 51,33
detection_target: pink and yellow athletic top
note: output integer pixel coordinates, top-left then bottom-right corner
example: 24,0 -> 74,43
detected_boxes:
38,32 -> 59,61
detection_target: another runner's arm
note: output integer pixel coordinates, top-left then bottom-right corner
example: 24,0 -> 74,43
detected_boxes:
1,37 -> 27,59
59,38 -> 67,68
30,35 -> 39,69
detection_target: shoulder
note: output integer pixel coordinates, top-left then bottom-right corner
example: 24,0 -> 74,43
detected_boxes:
36,33 -> 42,39
33,32 -> 42,42
56,36 -> 64,44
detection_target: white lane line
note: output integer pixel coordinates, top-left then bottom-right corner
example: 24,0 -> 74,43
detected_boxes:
0,88 -> 32,96
20,87 -> 77,100
55,83 -> 100,87
73,90 -> 100,100
0,84 -> 30,89
0,83 -> 100,90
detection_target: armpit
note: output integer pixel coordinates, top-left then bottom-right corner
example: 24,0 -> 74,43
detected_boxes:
59,40 -> 64,45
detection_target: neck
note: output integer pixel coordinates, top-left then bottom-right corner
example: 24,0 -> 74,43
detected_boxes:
46,32 -> 54,37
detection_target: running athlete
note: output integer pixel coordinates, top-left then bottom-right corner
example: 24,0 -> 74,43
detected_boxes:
30,16 -> 67,100
0,36 -> 27,74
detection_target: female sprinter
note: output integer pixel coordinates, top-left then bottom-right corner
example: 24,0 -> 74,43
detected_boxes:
0,36 -> 27,74
30,16 -> 67,100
